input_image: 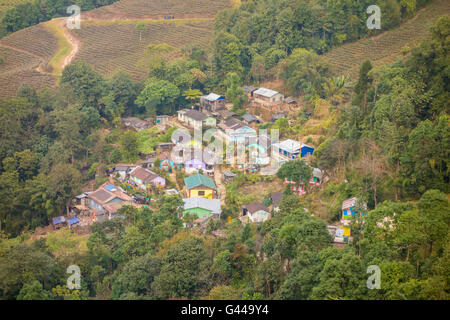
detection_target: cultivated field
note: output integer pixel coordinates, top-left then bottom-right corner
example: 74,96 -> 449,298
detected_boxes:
0,24 -> 58,98
324,0 -> 450,79
72,19 -> 214,80
85,0 -> 230,19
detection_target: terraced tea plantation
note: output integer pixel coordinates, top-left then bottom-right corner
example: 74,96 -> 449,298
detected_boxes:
72,20 -> 214,80
0,24 -> 58,98
324,0 -> 450,79
87,0 -> 230,19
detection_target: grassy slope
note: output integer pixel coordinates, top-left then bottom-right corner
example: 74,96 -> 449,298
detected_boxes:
43,20 -> 73,76
324,0 -> 450,79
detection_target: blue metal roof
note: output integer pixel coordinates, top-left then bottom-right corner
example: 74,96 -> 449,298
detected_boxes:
52,216 -> 65,225
68,217 -> 80,226
105,184 -> 116,191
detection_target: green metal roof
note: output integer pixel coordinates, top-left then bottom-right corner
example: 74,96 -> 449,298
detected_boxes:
184,173 -> 217,190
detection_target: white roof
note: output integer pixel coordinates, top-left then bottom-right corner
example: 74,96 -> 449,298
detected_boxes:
273,139 -> 302,153
342,197 -> 367,210
342,197 -> 358,210
254,87 -> 280,98
164,189 -> 179,196
183,197 -> 222,215
204,93 -> 224,101
313,168 -> 324,176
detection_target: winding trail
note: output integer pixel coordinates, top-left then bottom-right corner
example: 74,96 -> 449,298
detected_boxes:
42,17 -> 81,76
58,19 -> 80,70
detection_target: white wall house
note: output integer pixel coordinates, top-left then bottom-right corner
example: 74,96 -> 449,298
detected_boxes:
253,88 -> 284,107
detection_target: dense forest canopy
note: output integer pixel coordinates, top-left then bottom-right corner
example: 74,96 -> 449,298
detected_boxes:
212,0 -> 431,83
0,0 -> 118,36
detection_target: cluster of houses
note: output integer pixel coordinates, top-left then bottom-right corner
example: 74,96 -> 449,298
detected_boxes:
54,86 -> 330,233
174,90 -> 315,176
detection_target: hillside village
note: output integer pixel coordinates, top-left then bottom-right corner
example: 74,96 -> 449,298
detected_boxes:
0,0 -> 448,301
54,86 -> 356,244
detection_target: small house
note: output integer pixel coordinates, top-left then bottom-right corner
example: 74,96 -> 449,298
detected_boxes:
74,193 -> 89,208
185,158 -> 206,174
177,109 -> 188,122
271,113 -> 286,123
242,113 -> 262,125
215,109 -> 237,121
247,135 -> 272,165
128,166 -> 166,190
157,142 -> 175,153
87,183 -> 133,216
182,197 -> 222,225
341,197 -> 367,237
184,173 -> 217,199
156,115 -> 169,126
140,158 -> 156,169
181,109 -> 217,129
253,88 -> 284,107
342,197 -> 366,220
284,96 -> 298,105
67,217 -> 80,228
52,216 -> 66,229
242,86 -> 257,99
272,139 -> 314,159
223,170 -> 237,183
310,168 -> 324,186
241,202 -> 271,223
122,117 -> 151,131
200,93 -> 226,112
171,129 -> 192,145
218,118 -> 256,143
114,164 -> 136,180
164,189 -> 179,196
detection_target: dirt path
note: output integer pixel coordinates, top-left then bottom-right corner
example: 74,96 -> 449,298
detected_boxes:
46,18 -> 81,72
56,18 -> 80,70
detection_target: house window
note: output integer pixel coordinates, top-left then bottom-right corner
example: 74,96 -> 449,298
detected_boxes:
198,191 -> 205,196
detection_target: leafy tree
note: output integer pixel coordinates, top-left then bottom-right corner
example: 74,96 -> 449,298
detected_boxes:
135,80 -> 180,115
60,61 -> 107,109
417,190 -> 450,255
279,48 -> 330,97
120,131 -> 140,163
277,160 -> 313,189
182,88 -> 203,104
353,60 -> 373,115
152,237 -> 211,299
112,254 -> 161,299
225,72 -> 247,111
0,242 -> 62,299
17,280 -> 52,300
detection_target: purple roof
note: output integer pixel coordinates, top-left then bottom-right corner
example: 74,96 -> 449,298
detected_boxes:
52,216 -> 65,225
185,158 -> 206,167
